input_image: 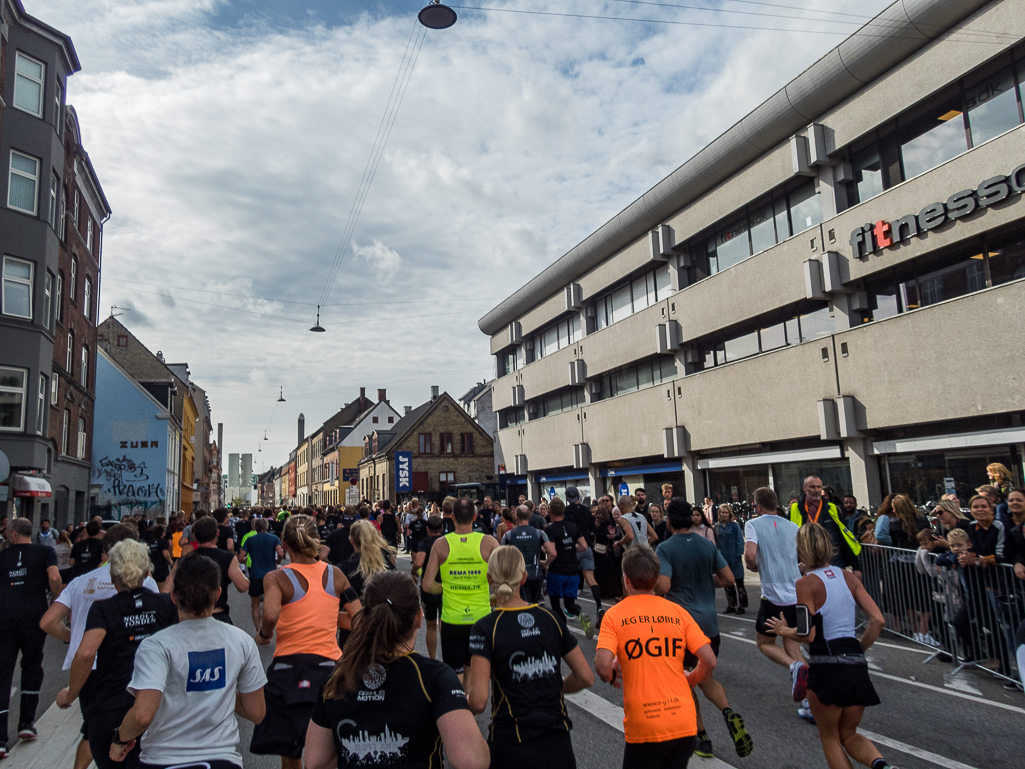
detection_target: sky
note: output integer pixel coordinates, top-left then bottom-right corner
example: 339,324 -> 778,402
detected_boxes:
31,0 -> 893,471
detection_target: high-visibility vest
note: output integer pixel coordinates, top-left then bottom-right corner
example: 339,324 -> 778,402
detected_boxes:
790,500 -> 862,556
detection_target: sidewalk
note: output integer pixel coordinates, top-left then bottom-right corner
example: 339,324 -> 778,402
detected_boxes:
7,702 -> 94,768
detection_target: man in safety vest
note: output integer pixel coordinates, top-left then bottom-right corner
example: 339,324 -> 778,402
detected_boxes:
789,476 -> 862,578
423,497 -> 499,682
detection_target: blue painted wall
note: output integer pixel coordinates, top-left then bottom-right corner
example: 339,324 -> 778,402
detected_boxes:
92,352 -> 169,518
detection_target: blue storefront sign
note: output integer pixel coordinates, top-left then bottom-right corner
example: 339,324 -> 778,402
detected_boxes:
618,482 -> 630,498
395,451 -> 413,493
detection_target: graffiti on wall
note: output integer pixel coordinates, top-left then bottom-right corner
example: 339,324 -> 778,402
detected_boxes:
95,454 -> 165,517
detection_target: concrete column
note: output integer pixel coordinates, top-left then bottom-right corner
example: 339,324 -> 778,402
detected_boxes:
682,454 -> 705,504
846,437 -> 882,507
526,471 -> 538,503
587,464 -> 602,502
831,293 -> 854,332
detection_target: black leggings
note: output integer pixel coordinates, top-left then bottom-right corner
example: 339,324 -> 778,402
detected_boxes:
490,729 -> 576,769
623,736 -> 696,769
88,706 -> 141,769
0,621 -> 45,742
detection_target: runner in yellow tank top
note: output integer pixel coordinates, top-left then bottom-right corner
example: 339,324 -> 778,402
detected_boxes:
423,498 -> 499,680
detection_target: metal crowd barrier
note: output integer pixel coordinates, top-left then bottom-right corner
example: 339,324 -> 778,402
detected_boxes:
860,542 -> 1024,684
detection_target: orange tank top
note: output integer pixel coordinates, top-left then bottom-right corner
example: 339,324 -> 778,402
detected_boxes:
274,560 -> 342,659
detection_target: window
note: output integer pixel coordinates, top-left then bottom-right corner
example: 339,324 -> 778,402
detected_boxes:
899,90 -> 968,181
66,331 -> 74,373
0,367 -> 28,431
439,472 -> 455,494
70,259 -> 77,300
86,218 -> 93,252
418,433 -> 432,454
43,272 -> 53,330
76,417 -> 87,457
460,432 -> 474,454
498,348 -> 518,376
61,409 -> 69,453
8,151 -> 40,214
694,301 -> 834,371
13,52 -> 45,117
534,387 -> 586,417
51,373 -> 58,406
499,407 -> 526,428
388,416 -> 394,424
2,256 -> 33,319
36,375 -> 46,435
594,357 -> 677,401
54,79 -> 63,131
59,186 -> 66,240
56,272 -> 63,323
440,433 -> 453,454
532,314 -> 583,360
80,345 -> 88,387
83,278 -> 92,323
73,190 -> 80,227
685,180 -> 821,282
372,416 -> 379,424
48,174 -> 59,228
593,264 -> 672,331
964,66 -> 1019,147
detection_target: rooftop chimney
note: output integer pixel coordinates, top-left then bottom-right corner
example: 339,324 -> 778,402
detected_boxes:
157,351 -> 164,362
431,385 -> 439,401
377,388 -> 387,403
359,387 -> 366,402
404,406 -> 412,415
298,413 -> 305,445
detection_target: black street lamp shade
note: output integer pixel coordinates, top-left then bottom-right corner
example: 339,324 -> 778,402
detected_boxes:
310,305 -> 326,333
419,2 -> 457,29
278,387 -> 286,402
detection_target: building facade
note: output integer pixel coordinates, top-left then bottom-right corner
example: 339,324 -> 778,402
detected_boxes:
358,388 -> 495,505
482,0 -> 1025,508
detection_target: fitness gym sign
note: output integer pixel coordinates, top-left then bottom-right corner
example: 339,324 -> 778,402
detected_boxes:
849,164 -> 1025,259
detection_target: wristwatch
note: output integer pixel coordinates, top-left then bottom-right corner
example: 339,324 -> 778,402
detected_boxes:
112,726 -> 129,746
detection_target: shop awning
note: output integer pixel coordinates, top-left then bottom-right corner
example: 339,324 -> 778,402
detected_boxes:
13,475 -> 52,498
601,461 -> 686,478
537,472 -> 589,483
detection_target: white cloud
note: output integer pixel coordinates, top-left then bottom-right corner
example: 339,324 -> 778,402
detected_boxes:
352,239 -> 403,279
26,0 -> 892,460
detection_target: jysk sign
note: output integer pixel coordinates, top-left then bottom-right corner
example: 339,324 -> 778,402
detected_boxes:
850,164 -> 1025,259
395,451 -> 412,493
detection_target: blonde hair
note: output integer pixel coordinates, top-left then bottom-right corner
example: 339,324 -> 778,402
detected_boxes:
946,528 -> 970,546
935,499 -> 966,520
717,504 -> 732,517
488,545 -> 525,606
108,540 -> 152,589
282,514 -> 321,560
350,520 -> 396,581
890,494 -> 921,540
987,463 -> 1012,483
797,523 -> 833,570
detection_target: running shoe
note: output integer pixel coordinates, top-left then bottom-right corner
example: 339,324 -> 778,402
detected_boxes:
0,745 -> 6,759
597,609 -> 606,632
722,708 -> 753,757
790,660 -> 809,702
16,724 -> 36,741
580,612 -> 595,640
798,705 -> 816,724
693,732 -> 713,758
735,607 -> 746,615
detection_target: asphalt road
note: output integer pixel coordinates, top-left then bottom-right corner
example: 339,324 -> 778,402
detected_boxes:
11,551 -> 1025,768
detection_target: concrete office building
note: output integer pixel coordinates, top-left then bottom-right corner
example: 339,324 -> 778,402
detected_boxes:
482,0 -> 1025,508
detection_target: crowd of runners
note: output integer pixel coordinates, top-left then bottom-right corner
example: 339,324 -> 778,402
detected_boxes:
1,476 -> 982,768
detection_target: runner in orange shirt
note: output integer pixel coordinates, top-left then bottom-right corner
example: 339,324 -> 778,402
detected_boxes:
595,545 -> 716,769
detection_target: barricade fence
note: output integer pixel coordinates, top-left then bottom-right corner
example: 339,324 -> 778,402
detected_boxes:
860,542 -> 1024,684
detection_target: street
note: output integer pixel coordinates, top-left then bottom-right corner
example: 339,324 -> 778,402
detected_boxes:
7,551 -> 1024,768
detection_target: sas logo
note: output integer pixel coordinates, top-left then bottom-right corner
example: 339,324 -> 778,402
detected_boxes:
186,649 -> 227,692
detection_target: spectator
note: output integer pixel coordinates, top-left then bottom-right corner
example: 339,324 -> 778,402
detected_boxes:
692,506 -> 717,545
55,531 -> 74,584
33,519 -> 58,549
716,505 -> 747,615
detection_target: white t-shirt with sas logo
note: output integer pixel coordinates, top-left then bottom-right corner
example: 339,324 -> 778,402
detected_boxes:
128,616 -> 267,766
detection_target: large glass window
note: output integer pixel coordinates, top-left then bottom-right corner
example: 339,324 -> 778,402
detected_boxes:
748,202 -> 776,255
899,90 -> 969,180
13,53 -> 44,117
499,407 -> 526,428
8,151 -> 40,214
788,182 -> 822,234
2,257 -> 33,319
591,265 -> 670,332
593,357 -> 676,401
536,387 -> 584,418
850,146 -> 884,205
0,367 -> 27,431
965,66 -> 1020,147
716,218 -> 751,271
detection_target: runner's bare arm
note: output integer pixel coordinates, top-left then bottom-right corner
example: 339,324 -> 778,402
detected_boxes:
39,601 -> 71,642
235,687 -> 266,724
744,542 -> 758,572
543,541 -> 557,560
58,627 -> 106,706
257,571 -> 285,644
465,654 -> 491,714
594,648 -> 617,683
304,721 -> 338,769
561,645 -> 594,694
228,557 -> 250,593
110,689 -> 162,762
422,540 -> 447,595
333,567 -> 362,630
685,644 -> 717,687
481,534 -> 500,561
574,536 -> 587,553
655,574 -> 671,596
437,710 -> 490,769
713,564 -> 735,588
47,564 -> 62,600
